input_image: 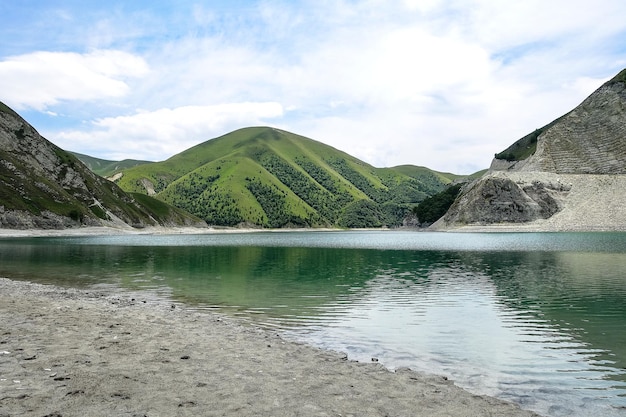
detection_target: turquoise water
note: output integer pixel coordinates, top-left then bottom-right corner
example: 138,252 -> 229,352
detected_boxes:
0,231 -> 625,417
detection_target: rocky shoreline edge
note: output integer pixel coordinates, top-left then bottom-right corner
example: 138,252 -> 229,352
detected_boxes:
0,277 -> 539,417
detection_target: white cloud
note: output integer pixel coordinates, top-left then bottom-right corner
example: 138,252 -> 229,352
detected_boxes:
358,28 -> 493,103
54,102 -> 284,160
4,1 -> 626,173
403,0 -> 443,13
464,0 -> 626,49
0,50 -> 148,110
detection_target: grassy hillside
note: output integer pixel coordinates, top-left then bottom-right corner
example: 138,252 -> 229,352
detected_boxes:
113,127 -> 459,228
71,152 -> 152,177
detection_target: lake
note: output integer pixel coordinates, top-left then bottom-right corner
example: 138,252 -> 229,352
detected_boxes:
0,231 -> 625,417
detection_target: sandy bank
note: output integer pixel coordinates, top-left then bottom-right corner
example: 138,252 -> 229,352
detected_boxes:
0,278 -> 539,417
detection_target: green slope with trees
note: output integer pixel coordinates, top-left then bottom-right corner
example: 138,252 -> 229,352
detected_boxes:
412,183 -> 464,225
108,127 -> 463,228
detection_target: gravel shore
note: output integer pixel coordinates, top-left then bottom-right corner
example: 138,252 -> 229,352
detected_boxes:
0,277 -> 539,417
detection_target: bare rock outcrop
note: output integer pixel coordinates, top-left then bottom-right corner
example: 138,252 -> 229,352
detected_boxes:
442,173 -> 568,225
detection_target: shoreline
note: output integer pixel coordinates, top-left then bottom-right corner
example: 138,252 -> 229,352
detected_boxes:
0,277 -> 539,417
0,225 -> 361,238
0,223 -> 625,239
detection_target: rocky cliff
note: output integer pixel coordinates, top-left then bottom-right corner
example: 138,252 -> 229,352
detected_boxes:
436,69 -> 626,231
0,102 -> 204,229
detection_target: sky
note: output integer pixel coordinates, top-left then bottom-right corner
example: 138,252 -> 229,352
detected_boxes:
1,1 -> 625,174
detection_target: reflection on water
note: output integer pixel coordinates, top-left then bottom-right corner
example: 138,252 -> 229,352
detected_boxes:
1,231 -> 625,417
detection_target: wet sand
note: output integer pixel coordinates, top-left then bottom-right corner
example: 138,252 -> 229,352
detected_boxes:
0,277 -> 539,417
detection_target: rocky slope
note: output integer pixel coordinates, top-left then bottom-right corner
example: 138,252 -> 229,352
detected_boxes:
0,102 -> 205,229
436,69 -> 626,231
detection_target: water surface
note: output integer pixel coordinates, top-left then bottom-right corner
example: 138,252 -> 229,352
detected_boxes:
1,231 -> 625,417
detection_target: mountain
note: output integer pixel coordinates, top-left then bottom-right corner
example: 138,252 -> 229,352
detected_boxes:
70,152 -> 152,178
110,127 -> 458,228
437,68 -> 626,231
0,101 -> 205,230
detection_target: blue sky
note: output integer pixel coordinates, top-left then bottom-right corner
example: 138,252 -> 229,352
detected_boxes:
1,0 -> 625,174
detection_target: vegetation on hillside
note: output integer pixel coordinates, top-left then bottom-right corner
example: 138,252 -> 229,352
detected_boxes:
338,200 -> 385,228
607,68 -> 626,86
494,129 -> 542,162
106,127 -> 465,228
412,183 -> 463,225
494,112 -> 572,163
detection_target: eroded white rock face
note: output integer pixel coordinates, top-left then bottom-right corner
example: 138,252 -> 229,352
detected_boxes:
441,71 -> 626,231
517,82 -> 626,174
140,178 -> 157,196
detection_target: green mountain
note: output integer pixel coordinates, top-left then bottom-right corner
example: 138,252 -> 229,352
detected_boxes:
0,101 -> 205,229
111,127 -> 458,228
70,152 -> 152,177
